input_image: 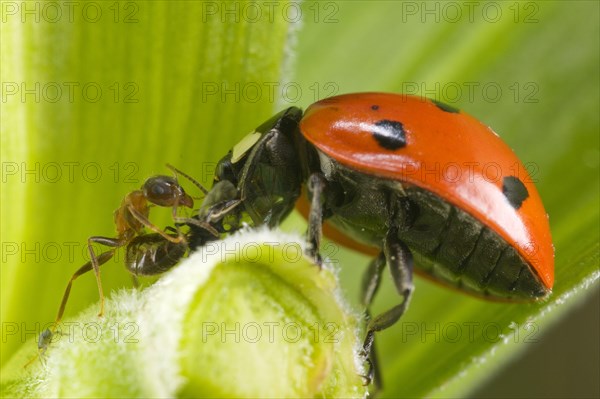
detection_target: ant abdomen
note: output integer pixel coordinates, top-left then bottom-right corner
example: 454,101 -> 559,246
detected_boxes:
125,234 -> 187,276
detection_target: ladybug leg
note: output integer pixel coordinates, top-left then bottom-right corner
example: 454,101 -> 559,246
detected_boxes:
368,229 -> 414,332
359,252 -> 386,390
361,229 -> 415,382
200,180 -> 241,224
205,199 -> 243,225
175,216 -> 220,237
306,172 -> 327,265
238,131 -> 276,200
361,252 -> 386,310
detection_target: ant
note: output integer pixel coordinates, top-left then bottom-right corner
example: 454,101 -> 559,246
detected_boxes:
30,164 -> 219,364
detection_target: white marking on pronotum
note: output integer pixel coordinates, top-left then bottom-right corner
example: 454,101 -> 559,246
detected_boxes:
231,131 -> 262,163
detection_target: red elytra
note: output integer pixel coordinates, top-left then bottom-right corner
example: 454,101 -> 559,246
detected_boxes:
298,92 -> 554,293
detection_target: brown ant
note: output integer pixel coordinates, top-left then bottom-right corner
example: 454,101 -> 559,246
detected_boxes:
29,165 -> 218,364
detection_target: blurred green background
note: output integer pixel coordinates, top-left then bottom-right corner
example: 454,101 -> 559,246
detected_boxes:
2,1 -> 598,397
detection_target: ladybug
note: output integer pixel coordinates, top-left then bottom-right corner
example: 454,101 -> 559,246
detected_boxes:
194,92 -> 554,384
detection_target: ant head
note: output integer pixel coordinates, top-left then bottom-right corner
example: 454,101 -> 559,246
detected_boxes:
142,176 -> 194,208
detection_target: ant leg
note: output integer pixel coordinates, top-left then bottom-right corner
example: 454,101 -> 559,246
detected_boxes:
306,172 -> 327,265
164,164 -> 210,239
359,253 -> 386,390
26,250 -> 114,368
87,237 -> 123,317
126,204 -> 187,244
161,169 -> 190,231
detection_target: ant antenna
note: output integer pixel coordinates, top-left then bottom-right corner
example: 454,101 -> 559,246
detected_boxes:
166,163 -> 209,195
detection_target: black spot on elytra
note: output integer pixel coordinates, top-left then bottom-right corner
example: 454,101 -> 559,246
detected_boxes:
371,105 -> 380,110
431,99 -> 460,114
372,120 -> 406,150
502,176 -> 529,209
